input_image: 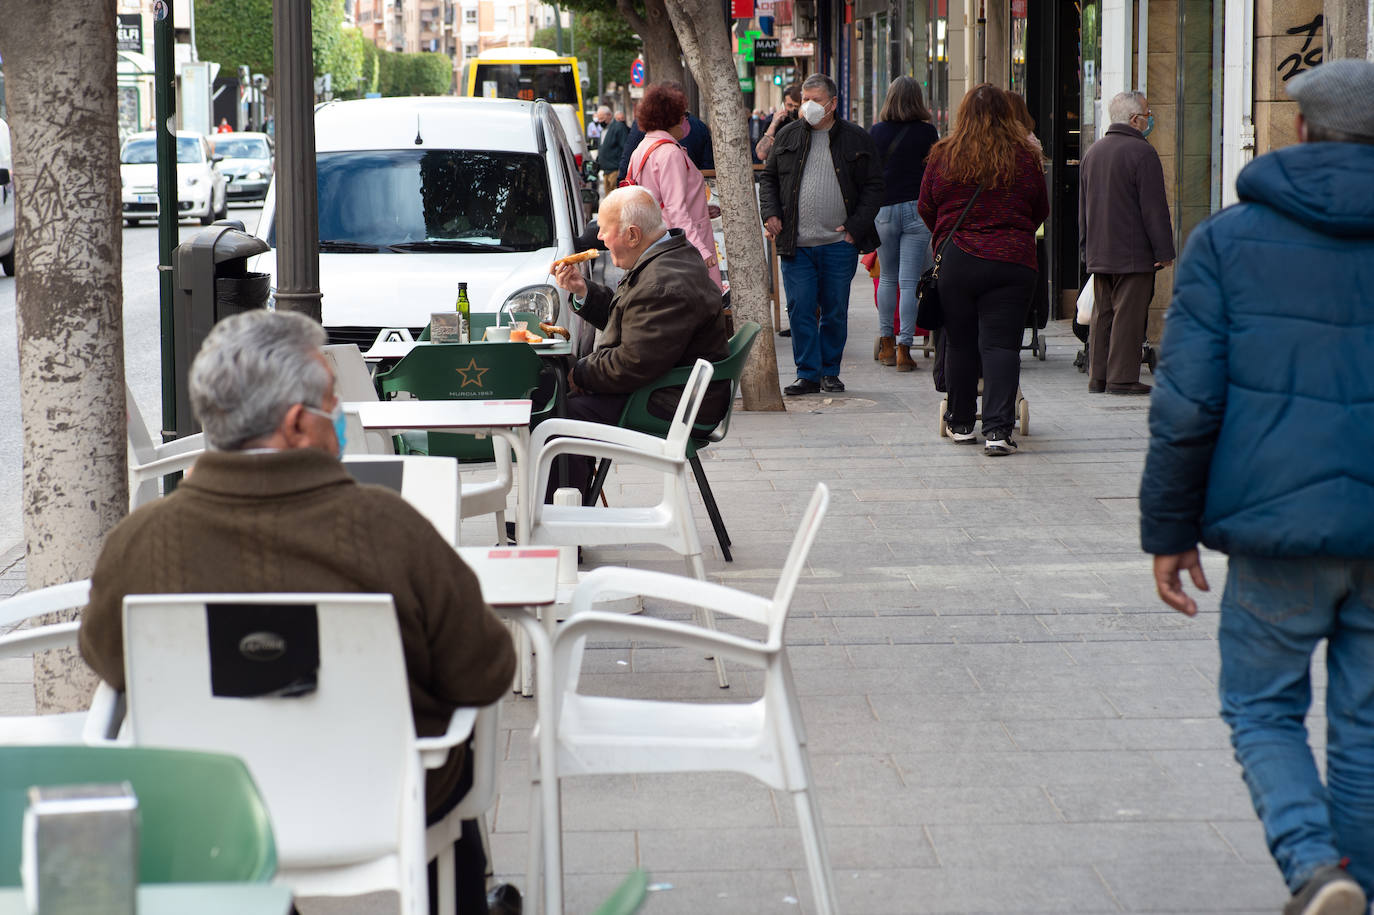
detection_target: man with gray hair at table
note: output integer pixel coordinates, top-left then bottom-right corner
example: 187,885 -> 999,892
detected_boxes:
78,309 -> 516,914
549,185 -> 731,497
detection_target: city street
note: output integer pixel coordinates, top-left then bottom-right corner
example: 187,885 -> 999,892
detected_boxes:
0,205 -> 263,553
0,266 -> 1302,914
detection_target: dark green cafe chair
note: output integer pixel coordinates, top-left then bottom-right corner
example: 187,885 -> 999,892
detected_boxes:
587,322 -> 762,562
0,744 -> 276,886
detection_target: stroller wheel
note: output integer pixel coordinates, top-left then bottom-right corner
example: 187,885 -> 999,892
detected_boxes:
938,399 -> 949,437
1145,345 -> 1159,374
1018,398 -> 1030,437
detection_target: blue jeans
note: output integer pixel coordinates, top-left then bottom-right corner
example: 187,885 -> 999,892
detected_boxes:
875,201 -> 932,345
1218,555 -> 1374,896
780,241 -> 859,380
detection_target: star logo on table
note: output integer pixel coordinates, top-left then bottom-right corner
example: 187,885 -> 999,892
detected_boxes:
456,358 -> 490,389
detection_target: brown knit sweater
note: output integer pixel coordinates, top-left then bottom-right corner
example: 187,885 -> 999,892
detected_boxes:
78,448 -> 516,814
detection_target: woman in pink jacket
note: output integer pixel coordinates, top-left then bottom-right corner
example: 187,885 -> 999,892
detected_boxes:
622,83 -> 722,289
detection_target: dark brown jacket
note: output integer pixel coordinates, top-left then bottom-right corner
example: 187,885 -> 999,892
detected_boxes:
79,448 -> 515,815
571,229 -> 731,422
1078,123 -> 1176,275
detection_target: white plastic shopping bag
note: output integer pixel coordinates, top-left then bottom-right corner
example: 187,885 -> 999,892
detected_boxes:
1076,277 -> 1095,325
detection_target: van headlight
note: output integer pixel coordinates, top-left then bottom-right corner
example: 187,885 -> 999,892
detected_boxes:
503,285 -> 559,324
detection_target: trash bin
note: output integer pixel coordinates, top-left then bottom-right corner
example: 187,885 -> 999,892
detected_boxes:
171,221 -> 272,435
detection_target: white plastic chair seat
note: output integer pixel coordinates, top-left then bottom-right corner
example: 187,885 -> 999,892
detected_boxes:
126,385 -> 204,509
0,713 -> 88,745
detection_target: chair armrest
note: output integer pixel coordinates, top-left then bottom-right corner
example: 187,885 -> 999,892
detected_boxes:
130,448 -> 203,477
416,706 -> 479,769
533,439 -> 686,509
0,580 -> 91,628
83,683 -> 128,745
155,432 -> 206,458
572,566 -> 774,628
0,621 -> 80,658
530,418 -> 670,458
554,610 -> 776,671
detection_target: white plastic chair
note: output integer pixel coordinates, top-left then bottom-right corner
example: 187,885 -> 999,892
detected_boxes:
126,385 -> 205,510
0,580 -> 120,745
329,342 -> 516,547
527,359 -> 727,687
342,454 -> 460,548
531,484 -> 839,915
116,593 -> 481,914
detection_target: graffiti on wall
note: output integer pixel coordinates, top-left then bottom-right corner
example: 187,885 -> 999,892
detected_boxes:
1277,14 -> 1323,82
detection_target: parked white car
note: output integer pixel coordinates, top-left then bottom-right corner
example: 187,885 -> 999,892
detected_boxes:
0,118 -> 14,275
250,96 -> 588,349
120,131 -> 228,227
212,131 -> 273,203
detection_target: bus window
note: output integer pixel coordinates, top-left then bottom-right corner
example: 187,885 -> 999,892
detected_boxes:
473,63 -> 578,108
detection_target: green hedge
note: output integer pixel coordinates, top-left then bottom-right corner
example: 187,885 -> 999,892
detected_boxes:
378,51 -> 453,97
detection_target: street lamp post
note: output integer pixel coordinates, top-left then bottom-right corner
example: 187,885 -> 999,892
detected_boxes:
271,0 -> 322,320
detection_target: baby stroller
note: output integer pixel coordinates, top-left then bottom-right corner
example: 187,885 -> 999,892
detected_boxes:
931,327 -> 1031,438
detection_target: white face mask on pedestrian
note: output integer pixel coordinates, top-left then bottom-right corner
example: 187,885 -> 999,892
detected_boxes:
800,99 -> 829,126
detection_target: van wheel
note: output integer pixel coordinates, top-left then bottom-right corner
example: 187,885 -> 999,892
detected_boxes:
1,249 -> 13,276
200,211 -> 215,226
125,218 -> 140,228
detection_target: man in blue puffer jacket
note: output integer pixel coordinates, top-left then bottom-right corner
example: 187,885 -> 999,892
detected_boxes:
1139,59 -> 1374,915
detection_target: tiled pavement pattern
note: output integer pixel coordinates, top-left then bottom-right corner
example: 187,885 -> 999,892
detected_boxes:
0,270 -> 1328,913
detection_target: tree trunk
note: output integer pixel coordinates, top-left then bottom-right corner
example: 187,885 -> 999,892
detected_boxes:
619,0 -> 686,86
665,0 -> 784,410
0,2 -> 128,711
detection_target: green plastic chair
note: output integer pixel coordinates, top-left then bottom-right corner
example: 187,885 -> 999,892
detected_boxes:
417,311 -> 541,342
0,745 -> 277,885
589,322 -> 761,562
591,869 -> 651,915
374,340 -> 557,461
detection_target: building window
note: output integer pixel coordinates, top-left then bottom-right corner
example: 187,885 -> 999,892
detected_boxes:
464,8 -> 477,22
464,43 -> 479,57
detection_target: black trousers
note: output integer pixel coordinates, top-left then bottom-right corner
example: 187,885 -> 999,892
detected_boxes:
425,754 -> 488,915
541,391 -> 630,502
937,244 -> 1037,434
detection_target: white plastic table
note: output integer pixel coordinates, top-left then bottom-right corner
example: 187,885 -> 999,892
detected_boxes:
346,400 -> 535,545
455,546 -> 565,915
0,885 -> 293,914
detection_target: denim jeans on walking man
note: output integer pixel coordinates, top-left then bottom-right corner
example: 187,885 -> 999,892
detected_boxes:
780,240 -> 858,381
1218,555 -> 1374,897
875,201 -> 932,346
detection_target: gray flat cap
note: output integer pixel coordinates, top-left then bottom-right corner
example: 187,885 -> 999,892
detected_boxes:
1286,58 -> 1374,139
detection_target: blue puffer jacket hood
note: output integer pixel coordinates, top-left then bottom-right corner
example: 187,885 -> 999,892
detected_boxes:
1139,142 -> 1374,558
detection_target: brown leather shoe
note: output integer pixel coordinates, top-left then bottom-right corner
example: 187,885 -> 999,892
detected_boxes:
877,335 -> 896,365
1108,382 -> 1153,395
1088,379 -> 1106,393
895,344 -> 916,372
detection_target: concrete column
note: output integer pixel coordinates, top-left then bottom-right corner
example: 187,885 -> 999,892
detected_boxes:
985,0 -> 1008,86
1099,0 -> 1133,116
1254,0 -> 1323,155
272,0 -> 323,321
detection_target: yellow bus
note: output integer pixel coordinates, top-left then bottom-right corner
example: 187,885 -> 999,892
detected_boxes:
463,48 -> 587,166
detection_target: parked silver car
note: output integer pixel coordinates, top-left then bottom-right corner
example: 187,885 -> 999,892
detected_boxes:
212,132 -> 273,203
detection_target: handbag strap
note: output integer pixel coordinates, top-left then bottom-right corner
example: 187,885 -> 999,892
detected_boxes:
882,122 -> 913,166
931,184 -> 984,279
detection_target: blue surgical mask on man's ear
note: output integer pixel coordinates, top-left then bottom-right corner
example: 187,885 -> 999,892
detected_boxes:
305,404 -> 348,457
1142,114 -> 1155,137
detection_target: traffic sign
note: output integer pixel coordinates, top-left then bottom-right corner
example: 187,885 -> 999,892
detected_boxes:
739,77 -> 755,92
754,37 -> 783,65
630,57 -> 645,87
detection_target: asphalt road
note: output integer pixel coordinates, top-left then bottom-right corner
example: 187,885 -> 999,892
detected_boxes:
0,205 -> 264,555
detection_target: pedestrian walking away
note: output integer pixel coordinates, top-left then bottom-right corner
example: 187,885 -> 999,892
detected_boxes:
759,72 -> 884,396
617,83 -> 714,178
1078,90 -> 1175,396
622,83 -> 722,289
869,76 -> 940,371
1139,58 -> 1374,915
597,108 -> 630,200
917,84 -> 1047,454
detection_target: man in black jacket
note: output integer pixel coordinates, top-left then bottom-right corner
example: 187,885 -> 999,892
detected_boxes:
597,108 -> 630,197
759,73 -> 884,395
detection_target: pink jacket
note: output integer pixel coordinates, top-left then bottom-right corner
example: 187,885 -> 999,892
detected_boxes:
627,130 -> 722,289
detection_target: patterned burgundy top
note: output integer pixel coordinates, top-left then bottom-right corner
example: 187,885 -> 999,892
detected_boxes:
917,146 -> 1050,272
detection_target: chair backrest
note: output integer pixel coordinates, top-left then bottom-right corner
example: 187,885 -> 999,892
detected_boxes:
702,322 -> 761,445
0,745 -> 276,885
662,359 -> 715,458
376,342 -> 550,460
342,455 -> 459,546
122,593 -> 418,869
765,483 -> 829,644
324,344 -> 394,456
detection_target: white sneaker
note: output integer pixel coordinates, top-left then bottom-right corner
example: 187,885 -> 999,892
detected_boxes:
984,430 -> 1017,456
949,423 -> 977,443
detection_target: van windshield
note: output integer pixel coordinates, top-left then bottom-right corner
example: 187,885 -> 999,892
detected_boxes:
121,137 -> 204,164
288,149 -> 555,252
473,62 -> 578,106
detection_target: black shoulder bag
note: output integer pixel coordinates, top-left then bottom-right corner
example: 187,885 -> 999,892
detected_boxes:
914,184 -> 983,331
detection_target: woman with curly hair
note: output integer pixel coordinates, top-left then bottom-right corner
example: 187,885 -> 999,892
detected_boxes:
917,83 -> 1048,455
622,83 -> 722,288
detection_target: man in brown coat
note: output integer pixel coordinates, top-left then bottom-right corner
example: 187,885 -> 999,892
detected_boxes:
79,309 -> 514,912
549,185 -> 730,495
1079,90 -> 1175,395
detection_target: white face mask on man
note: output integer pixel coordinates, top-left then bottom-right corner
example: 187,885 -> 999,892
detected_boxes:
800,99 -> 828,126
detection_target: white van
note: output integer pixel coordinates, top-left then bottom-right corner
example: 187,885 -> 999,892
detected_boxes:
250,96 -> 587,348
0,118 -> 14,276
